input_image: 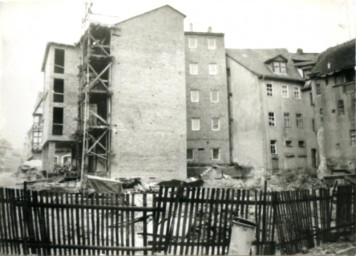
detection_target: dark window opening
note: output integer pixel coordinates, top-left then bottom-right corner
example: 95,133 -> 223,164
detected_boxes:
298,141 -> 305,147
52,107 -> 63,135
53,79 -> 64,102
345,69 -> 355,82
54,48 -> 65,74
187,149 -> 193,160
316,83 -> 321,95
338,100 -> 345,115
309,92 -> 314,106
285,140 -> 292,147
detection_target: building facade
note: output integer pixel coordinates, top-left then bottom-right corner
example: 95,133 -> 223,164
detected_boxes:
41,43 -> 80,171
310,39 -> 356,174
185,29 -> 230,166
226,48 -> 318,171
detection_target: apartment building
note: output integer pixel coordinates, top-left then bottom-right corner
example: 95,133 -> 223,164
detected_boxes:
310,39 -> 356,174
185,28 -> 230,166
226,48 -> 317,171
41,42 -> 80,171
24,92 -> 44,161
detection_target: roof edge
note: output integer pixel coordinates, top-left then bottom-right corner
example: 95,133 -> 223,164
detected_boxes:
115,5 -> 186,26
41,42 -> 76,72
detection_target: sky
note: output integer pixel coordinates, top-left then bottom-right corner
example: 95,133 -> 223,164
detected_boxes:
0,0 -> 355,152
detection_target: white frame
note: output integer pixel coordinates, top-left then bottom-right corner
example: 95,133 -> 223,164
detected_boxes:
211,118 -> 220,131
190,90 -> 199,103
296,113 -> 303,128
211,148 -> 220,160
293,86 -> 301,99
266,84 -> 273,96
281,85 -> 289,98
268,112 -> 275,126
210,90 -> 219,103
188,37 -> 197,48
191,118 -> 200,131
284,112 -> 291,127
209,64 -> 218,75
207,37 -> 216,49
270,140 -> 277,154
189,63 -> 198,75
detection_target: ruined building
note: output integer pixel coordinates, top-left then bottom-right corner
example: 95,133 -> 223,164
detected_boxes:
39,6 -> 187,179
226,49 -> 318,171
310,39 -> 356,174
24,92 -> 44,161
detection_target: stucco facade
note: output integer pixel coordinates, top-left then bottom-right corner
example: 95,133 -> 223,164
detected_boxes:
185,31 -> 230,166
227,49 -> 318,171
310,39 -> 356,174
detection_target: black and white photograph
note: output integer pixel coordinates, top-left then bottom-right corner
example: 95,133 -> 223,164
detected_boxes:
0,0 -> 355,255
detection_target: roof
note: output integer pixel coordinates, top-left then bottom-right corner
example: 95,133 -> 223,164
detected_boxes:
32,92 -> 44,115
226,48 -> 303,82
311,39 -> 355,76
41,42 -> 76,72
115,5 -> 185,26
291,52 -> 319,62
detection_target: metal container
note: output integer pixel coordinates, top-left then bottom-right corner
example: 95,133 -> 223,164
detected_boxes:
228,217 -> 256,255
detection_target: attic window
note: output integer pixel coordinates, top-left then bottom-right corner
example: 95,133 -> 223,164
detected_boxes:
273,61 -> 286,74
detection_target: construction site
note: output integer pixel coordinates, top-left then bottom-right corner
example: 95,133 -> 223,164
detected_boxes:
1,2 -> 355,256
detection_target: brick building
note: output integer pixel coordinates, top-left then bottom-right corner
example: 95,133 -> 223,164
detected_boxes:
226,48 -> 318,171
310,39 -> 356,174
185,28 -> 230,167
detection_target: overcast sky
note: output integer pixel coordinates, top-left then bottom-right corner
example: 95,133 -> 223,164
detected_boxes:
0,0 -> 355,152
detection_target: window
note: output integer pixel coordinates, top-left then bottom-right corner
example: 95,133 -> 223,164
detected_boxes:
350,130 -> 356,145
53,79 -> 64,103
188,37 -> 197,48
227,68 -> 231,77
210,90 -> 219,102
325,77 -> 328,86
62,154 -> 72,166
320,108 -> 323,122
345,69 -> 355,82
273,62 -> 286,74
209,64 -> 217,75
52,107 -> 63,135
191,118 -> 200,131
190,90 -> 199,103
269,112 -> 275,126
190,63 -> 198,75
337,100 -> 344,115
270,140 -> 277,154
212,148 -> 220,160
266,84 -> 273,96
309,92 -> 314,106
293,86 -> 301,99
298,141 -> 306,147
296,113 -> 303,128
281,85 -> 288,98
211,118 -> 220,131
285,140 -> 292,147
312,119 -> 315,132
207,37 -> 216,49
54,48 -> 65,73
187,149 -> 194,160
316,83 -> 321,95
54,156 -> 59,165
284,113 -> 291,127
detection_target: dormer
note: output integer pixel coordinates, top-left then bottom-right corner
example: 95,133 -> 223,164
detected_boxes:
265,55 -> 288,75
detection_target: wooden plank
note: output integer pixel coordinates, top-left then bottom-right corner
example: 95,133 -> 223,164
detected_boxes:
131,194 -> 135,255
196,187 -> 205,256
142,193 -> 148,255
173,187 -> 184,255
180,187 -> 191,255
125,194 -> 130,255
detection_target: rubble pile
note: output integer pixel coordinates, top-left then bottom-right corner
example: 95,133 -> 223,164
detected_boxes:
304,234 -> 356,255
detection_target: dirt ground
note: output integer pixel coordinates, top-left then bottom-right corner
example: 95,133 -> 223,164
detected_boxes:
304,234 -> 356,255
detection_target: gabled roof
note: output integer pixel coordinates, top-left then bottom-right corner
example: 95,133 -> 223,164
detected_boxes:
41,42 -> 76,72
311,39 -> 355,76
226,48 -> 303,82
115,5 -> 185,26
264,54 -> 288,64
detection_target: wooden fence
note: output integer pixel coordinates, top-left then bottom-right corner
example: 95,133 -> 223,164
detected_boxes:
0,185 -> 355,255
0,188 -> 159,255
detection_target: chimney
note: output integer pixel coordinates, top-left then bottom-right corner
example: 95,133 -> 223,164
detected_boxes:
190,23 -> 193,32
297,48 -> 303,54
208,26 -> 212,33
